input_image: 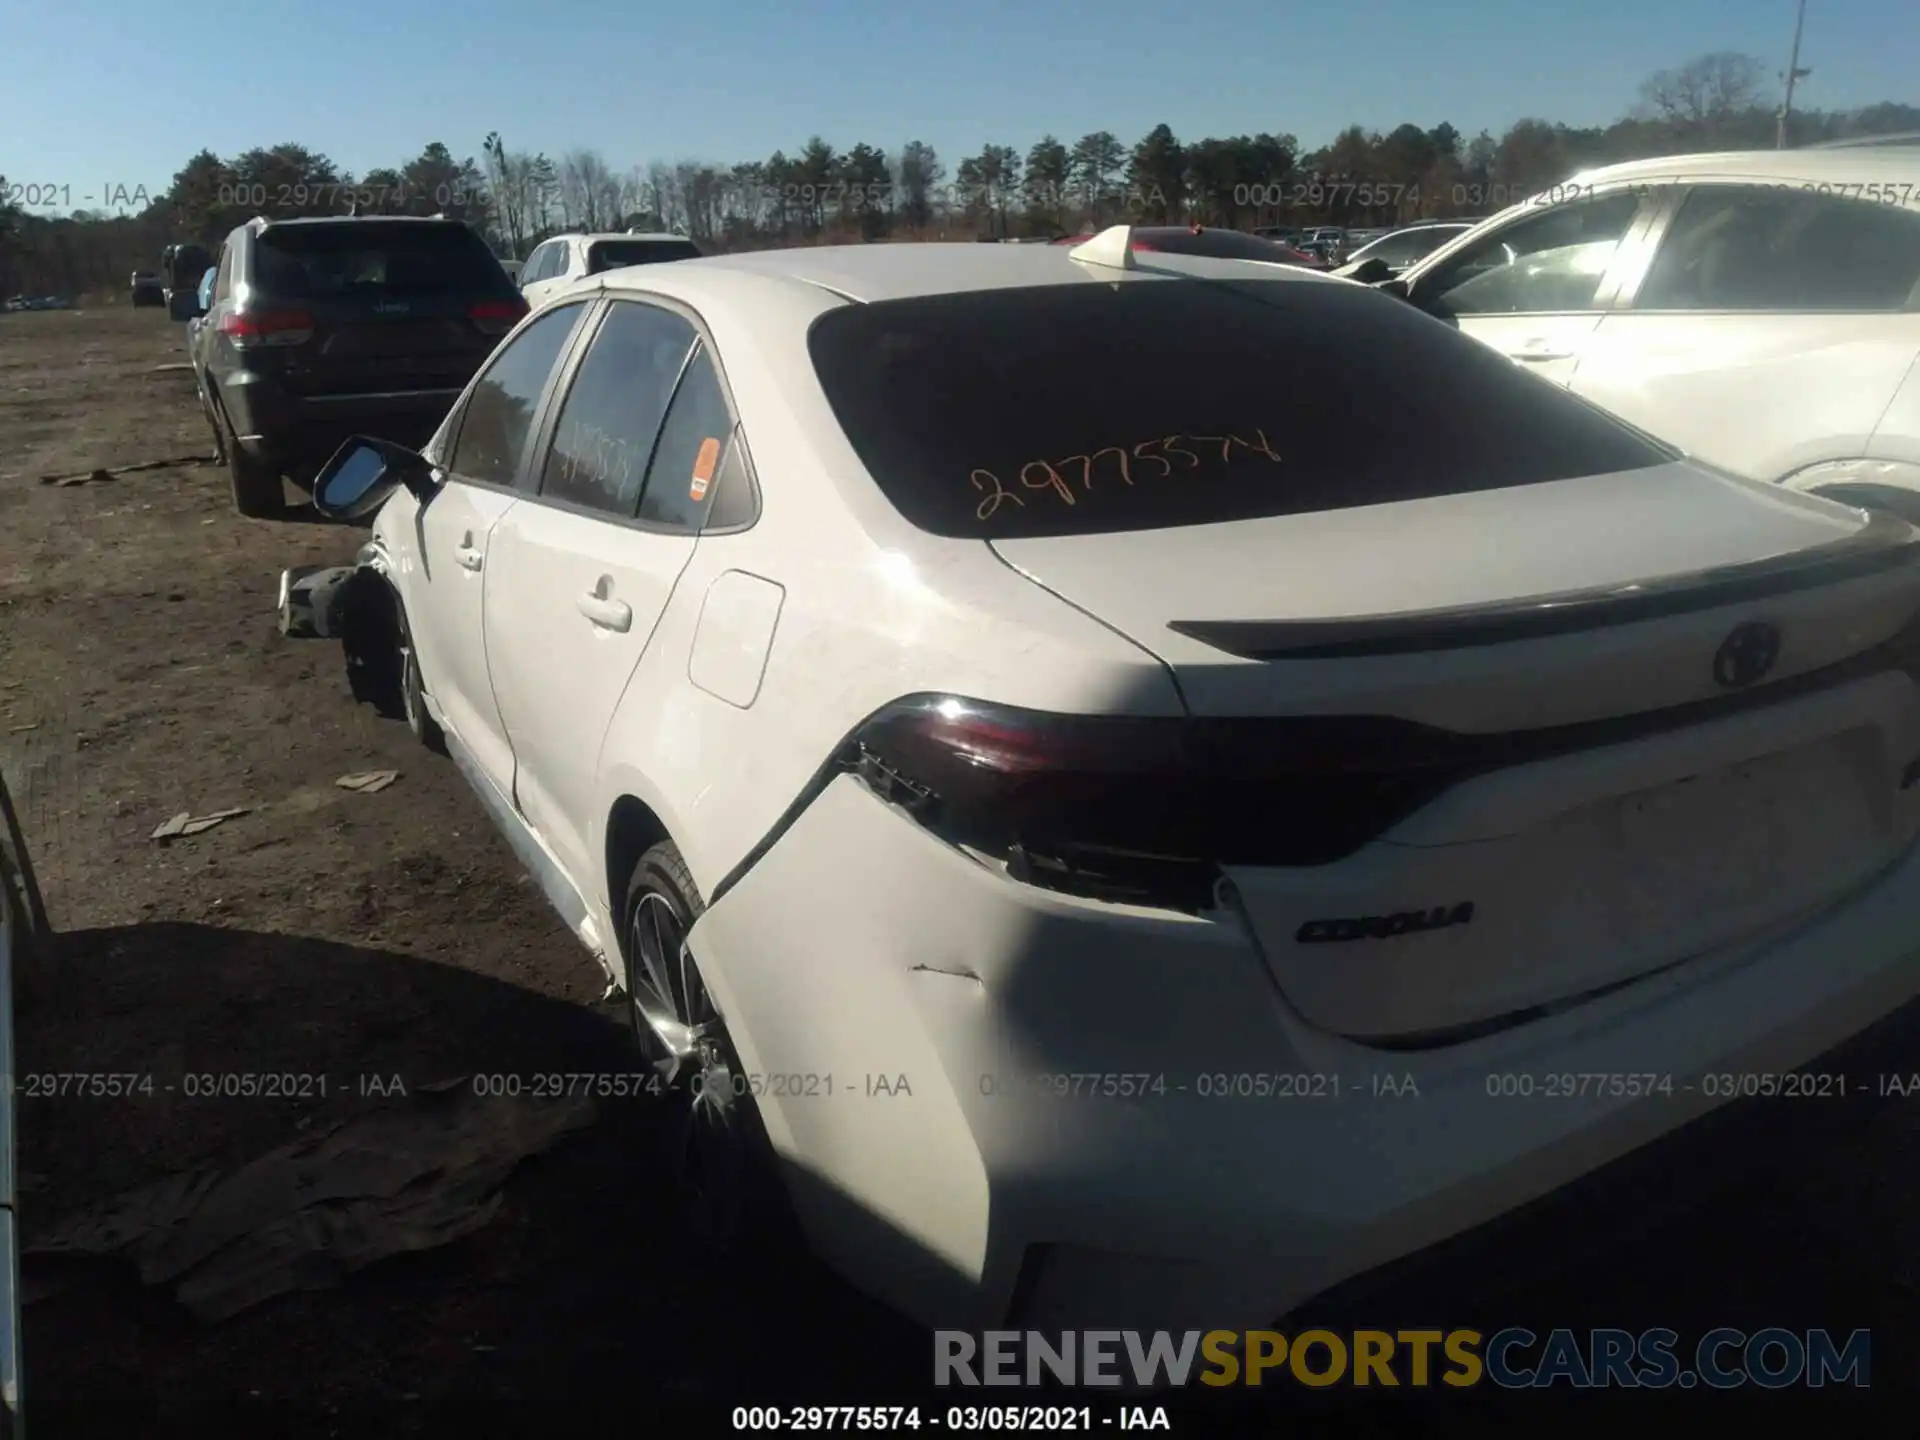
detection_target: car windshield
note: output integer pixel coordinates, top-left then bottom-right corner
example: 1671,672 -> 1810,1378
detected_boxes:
809,279 -> 1675,540
585,239 -> 700,273
253,223 -> 513,299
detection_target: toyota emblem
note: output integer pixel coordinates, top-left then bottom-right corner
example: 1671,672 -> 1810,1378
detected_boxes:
1713,621 -> 1781,689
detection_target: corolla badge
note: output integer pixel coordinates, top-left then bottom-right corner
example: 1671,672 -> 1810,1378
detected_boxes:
1713,621 -> 1781,689
373,300 -> 411,315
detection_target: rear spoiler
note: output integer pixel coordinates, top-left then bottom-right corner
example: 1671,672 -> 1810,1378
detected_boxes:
1171,512 -> 1920,660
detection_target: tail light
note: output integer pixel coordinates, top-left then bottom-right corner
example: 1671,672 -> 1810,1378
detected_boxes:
470,297 -> 527,336
218,309 -> 313,347
848,695 -> 1464,908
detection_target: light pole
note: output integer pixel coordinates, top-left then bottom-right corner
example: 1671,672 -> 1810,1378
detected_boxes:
1776,0 -> 1811,149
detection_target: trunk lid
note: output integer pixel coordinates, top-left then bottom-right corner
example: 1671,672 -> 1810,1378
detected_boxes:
992,465 -> 1920,1041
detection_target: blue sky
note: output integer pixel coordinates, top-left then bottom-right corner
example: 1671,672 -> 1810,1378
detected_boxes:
2,0 -> 1913,212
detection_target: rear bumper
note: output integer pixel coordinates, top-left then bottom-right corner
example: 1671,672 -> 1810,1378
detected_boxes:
685,774 -> 1920,1331
220,371 -> 461,477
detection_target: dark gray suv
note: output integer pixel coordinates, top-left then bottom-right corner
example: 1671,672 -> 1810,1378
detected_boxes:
185,215 -> 525,517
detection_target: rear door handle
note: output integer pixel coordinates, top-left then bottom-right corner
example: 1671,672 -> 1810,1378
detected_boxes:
1511,342 -> 1573,362
455,544 -> 483,572
576,592 -> 633,632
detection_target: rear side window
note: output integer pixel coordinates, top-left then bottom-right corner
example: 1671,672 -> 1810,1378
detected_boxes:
253,222 -> 513,300
539,301 -> 698,516
586,239 -> 702,274
1636,185 -> 1920,312
638,346 -> 734,530
807,279 -> 1677,540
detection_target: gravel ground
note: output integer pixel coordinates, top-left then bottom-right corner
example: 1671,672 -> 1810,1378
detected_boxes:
0,303 -> 1913,1436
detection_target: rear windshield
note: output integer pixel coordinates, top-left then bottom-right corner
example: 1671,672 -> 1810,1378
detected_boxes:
586,239 -> 700,274
253,223 -> 512,300
808,279 -> 1676,539
1144,230 -> 1303,262
168,245 -> 211,287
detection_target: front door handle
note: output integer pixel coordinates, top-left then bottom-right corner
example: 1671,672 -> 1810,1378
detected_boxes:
576,592 -> 633,632
1511,341 -> 1572,362
455,543 -> 483,572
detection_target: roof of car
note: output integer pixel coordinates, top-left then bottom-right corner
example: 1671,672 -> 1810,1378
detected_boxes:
594,237 -> 1337,306
564,231 -> 694,244
259,214 -> 468,227
1568,146 -> 1920,188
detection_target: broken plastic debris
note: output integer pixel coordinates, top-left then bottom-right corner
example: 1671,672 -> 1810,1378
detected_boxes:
335,771 -> 399,794
151,806 -> 251,841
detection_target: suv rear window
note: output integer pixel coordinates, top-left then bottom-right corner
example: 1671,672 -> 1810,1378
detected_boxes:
253,222 -> 512,300
586,239 -> 701,274
807,279 -> 1677,539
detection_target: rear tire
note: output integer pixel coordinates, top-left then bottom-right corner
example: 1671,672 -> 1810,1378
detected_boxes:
620,841 -> 800,1258
225,429 -> 284,519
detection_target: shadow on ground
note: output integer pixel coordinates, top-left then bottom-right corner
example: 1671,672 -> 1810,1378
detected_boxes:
17,922 -> 926,1436
16,922 -> 1917,1436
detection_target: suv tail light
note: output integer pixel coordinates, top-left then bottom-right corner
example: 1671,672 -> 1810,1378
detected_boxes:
848,695 -> 1463,908
218,310 -> 313,347
470,297 -> 527,336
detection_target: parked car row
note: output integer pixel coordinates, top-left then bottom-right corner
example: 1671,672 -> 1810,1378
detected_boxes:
269,197 -> 1920,1339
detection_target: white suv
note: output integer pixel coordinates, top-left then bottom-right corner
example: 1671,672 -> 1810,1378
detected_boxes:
517,231 -> 700,308
1392,146 -> 1920,517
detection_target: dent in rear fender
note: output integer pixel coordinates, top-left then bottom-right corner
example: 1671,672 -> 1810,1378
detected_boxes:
685,776 -> 996,1301
683,771 -> 1306,1325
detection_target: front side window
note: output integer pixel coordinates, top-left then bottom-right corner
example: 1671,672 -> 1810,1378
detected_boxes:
1420,191 -> 1646,315
444,302 -> 587,488
807,278 -> 1676,541
538,301 -> 698,517
1635,184 -> 1920,312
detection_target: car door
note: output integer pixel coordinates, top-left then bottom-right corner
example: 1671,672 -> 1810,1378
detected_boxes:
405,299 -> 593,792
1570,182 -> 1920,481
1405,187 -> 1662,387
481,297 -> 715,886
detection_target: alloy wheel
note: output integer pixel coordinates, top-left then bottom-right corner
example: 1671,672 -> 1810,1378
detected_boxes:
626,890 -> 749,1245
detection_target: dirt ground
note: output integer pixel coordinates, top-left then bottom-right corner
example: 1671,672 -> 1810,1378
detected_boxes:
0,304 -> 1914,1436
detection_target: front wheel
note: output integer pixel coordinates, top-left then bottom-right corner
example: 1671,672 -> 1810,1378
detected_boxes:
394,603 -> 446,755
621,841 -> 798,1255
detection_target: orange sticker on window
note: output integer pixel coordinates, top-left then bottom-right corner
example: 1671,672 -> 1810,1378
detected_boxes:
690,436 -> 721,501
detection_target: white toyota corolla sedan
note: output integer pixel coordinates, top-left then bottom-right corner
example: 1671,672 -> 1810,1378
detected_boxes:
310,227 -> 1920,1334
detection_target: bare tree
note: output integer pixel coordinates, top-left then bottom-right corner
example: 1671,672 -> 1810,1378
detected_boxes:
1639,52 -> 1767,124
559,149 -> 620,231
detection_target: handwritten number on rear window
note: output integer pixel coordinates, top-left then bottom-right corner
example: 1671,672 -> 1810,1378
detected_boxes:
971,429 -> 1282,522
